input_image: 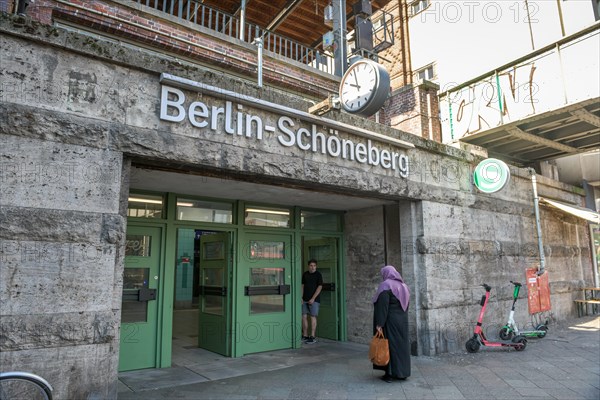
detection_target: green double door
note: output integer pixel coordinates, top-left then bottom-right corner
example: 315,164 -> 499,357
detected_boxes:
119,227 -> 340,368
119,226 -> 162,372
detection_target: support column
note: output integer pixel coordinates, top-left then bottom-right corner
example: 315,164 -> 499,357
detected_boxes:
398,200 -> 427,356
333,0 -> 347,76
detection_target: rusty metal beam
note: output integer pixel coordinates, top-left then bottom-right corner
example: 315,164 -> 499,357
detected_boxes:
571,108 -> 600,128
505,126 -> 579,153
265,0 -> 305,31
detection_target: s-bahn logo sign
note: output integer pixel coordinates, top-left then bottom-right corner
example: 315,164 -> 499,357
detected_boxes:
473,158 -> 511,193
157,74 -> 413,178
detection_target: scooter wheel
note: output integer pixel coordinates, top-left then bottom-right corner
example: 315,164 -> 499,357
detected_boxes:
466,338 -> 480,353
536,325 -> 548,338
499,327 -> 513,340
513,336 -> 527,351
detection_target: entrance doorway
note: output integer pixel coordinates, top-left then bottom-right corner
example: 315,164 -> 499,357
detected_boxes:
121,184 -> 354,369
303,237 -> 339,340
173,229 -> 232,356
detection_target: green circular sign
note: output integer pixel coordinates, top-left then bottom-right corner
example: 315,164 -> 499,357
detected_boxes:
473,158 -> 510,193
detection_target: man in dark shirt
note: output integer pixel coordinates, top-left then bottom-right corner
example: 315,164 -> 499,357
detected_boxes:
301,258 -> 323,344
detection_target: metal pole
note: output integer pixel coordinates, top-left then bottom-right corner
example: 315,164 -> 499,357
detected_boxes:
530,169 -> 546,274
333,0 -> 347,76
525,0 -> 536,50
239,0 -> 246,41
254,38 -> 263,88
590,225 -> 600,288
556,0 -> 566,37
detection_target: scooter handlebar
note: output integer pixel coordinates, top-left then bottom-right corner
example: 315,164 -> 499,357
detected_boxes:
481,283 -> 492,291
510,281 -> 522,287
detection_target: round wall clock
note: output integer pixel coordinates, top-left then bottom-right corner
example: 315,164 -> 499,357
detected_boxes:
338,59 -> 390,117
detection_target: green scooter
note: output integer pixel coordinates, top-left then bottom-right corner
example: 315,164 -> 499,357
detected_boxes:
499,281 -> 548,340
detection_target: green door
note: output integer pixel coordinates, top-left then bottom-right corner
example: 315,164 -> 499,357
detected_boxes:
304,237 -> 339,340
236,233 -> 293,356
119,226 -> 162,371
198,231 -> 231,356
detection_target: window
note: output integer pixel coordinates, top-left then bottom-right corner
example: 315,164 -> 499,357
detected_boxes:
248,241 -> 285,260
410,0 -> 430,16
301,210 -> 341,231
176,198 -> 233,223
127,193 -> 164,219
244,206 -> 291,228
414,64 -> 436,82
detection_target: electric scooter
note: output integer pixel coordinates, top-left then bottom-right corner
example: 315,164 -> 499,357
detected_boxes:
466,283 -> 527,353
499,281 -> 548,340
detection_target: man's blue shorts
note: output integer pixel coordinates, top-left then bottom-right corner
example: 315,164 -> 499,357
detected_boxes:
302,302 -> 320,316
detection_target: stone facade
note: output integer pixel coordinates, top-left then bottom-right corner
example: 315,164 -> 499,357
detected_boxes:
0,8 -> 595,400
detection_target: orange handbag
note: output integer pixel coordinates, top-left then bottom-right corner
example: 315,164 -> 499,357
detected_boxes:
369,330 -> 390,366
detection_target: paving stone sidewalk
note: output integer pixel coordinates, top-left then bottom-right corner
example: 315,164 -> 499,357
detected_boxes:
118,316 -> 599,400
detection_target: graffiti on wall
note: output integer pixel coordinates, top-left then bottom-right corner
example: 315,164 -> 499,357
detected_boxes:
440,30 -> 600,143
444,62 -> 539,140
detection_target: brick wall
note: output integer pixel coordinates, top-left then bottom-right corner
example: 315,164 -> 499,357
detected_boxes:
380,0 -> 412,90
382,80 -> 441,141
22,0 -> 338,99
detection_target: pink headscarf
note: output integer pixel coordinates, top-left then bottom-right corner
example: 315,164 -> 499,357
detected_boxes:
372,265 -> 410,311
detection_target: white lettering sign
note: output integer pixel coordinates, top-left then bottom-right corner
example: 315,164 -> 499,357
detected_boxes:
160,85 -> 409,178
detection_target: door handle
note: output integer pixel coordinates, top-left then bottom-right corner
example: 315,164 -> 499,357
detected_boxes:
199,286 -> 227,296
245,285 -> 290,296
138,288 -> 157,301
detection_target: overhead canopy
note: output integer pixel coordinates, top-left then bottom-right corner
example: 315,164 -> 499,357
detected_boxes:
539,197 -> 600,224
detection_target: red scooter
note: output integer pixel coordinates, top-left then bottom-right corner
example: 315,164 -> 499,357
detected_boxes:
466,284 -> 527,353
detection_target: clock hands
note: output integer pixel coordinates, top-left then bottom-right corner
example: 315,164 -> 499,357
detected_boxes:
352,73 -> 361,90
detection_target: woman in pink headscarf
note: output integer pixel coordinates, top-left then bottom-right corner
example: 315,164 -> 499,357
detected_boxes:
373,265 -> 411,382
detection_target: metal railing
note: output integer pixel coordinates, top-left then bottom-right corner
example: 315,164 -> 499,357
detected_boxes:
134,0 -> 334,74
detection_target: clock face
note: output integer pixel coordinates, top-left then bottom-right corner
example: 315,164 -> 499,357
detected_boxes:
339,59 -> 390,116
340,61 -> 377,112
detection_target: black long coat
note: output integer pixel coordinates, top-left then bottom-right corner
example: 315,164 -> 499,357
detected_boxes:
373,289 -> 411,378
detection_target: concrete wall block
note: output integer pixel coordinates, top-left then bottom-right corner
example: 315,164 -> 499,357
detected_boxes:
1,34 -> 131,124
0,103 -> 110,149
344,206 -> 386,344
408,154 -> 472,192
219,146 -> 246,174
420,202 -> 467,238
0,343 -> 118,400
421,288 -> 470,310
1,136 -> 122,213
0,207 -> 103,242
1,239 -> 117,314
421,306 -> 478,354
0,310 -> 119,351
